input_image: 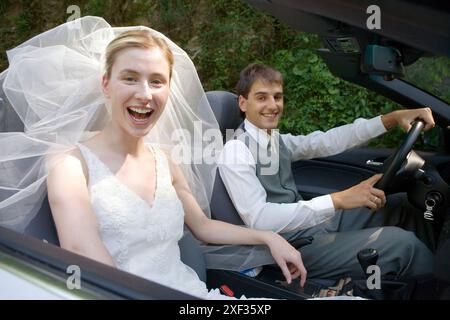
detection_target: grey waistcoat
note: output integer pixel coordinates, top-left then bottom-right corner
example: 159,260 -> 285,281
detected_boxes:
233,123 -> 302,204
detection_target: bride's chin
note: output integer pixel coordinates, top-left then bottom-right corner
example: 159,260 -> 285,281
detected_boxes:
128,129 -> 150,138
128,125 -> 154,138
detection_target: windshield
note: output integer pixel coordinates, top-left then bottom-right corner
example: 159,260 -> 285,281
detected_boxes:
404,56 -> 450,104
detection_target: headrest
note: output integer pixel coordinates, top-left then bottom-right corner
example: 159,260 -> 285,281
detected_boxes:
206,91 -> 244,137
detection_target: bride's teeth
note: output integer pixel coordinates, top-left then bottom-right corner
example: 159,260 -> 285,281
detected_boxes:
129,107 -> 152,114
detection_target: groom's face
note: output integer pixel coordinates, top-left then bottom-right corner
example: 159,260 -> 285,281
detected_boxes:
239,79 -> 284,132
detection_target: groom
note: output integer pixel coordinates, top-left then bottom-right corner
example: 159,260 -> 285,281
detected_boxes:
217,63 -> 435,280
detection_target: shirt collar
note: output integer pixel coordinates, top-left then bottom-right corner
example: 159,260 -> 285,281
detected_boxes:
243,119 -> 278,150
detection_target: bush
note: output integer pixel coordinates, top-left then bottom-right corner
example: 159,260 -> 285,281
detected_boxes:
0,0 -> 431,149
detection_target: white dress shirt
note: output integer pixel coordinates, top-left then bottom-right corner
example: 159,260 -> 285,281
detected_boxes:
218,117 -> 387,234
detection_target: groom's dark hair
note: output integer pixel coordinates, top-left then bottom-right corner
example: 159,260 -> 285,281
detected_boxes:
235,63 -> 283,99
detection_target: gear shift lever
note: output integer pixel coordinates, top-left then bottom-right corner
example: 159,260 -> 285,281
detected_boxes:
357,248 -> 379,278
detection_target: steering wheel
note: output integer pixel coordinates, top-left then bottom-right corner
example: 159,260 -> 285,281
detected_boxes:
375,120 -> 425,190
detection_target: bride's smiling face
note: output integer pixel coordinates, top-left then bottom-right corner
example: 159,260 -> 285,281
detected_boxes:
102,47 -> 171,138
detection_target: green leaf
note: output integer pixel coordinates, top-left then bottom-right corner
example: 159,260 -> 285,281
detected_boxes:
328,88 -> 340,95
308,55 -> 318,63
292,65 -> 304,76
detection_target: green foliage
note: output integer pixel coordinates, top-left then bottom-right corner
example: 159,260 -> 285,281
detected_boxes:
11,11 -> 34,37
1,0 -> 446,150
177,0 -> 406,148
157,0 -> 195,32
275,46 -> 392,130
84,0 -> 108,17
405,56 -> 450,104
193,0 -> 297,91
0,0 -> 12,14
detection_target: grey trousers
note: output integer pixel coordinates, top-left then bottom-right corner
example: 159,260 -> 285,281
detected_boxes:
282,193 -> 435,279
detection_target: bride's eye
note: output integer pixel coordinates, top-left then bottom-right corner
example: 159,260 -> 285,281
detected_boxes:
123,76 -> 137,83
150,79 -> 163,88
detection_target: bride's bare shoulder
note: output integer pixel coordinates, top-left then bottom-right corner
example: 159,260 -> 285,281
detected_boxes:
46,145 -> 88,183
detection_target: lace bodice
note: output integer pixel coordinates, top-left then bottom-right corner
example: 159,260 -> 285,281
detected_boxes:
77,143 -> 213,298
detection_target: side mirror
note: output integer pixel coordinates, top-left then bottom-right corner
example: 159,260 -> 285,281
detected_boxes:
362,45 -> 405,78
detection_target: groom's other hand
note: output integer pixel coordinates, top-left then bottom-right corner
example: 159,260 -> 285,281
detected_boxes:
381,107 -> 435,132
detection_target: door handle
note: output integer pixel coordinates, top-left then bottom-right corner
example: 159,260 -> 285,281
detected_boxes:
366,159 -> 384,167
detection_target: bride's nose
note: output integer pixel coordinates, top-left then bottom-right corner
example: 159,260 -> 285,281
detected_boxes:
135,81 -> 152,102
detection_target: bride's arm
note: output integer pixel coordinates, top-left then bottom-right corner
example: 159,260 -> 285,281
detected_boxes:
47,150 -> 116,267
167,156 -> 307,286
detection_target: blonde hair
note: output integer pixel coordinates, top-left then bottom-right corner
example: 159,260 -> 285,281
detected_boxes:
104,30 -> 174,79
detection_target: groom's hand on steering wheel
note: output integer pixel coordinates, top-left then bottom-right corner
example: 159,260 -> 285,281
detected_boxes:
330,108 -> 434,213
331,174 -> 386,211
381,107 -> 435,132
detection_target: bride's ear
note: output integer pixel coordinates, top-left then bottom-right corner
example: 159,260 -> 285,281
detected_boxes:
102,75 -> 110,98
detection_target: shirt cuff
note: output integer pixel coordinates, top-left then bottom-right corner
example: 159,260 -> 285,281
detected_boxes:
367,115 -> 388,136
307,194 -> 336,225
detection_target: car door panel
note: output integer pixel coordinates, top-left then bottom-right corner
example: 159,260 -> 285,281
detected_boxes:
293,147 -> 450,199
292,148 -> 392,199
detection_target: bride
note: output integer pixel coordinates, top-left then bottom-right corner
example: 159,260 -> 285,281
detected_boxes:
0,17 -> 306,299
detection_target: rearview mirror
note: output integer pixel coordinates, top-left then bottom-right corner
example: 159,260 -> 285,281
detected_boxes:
363,45 -> 405,78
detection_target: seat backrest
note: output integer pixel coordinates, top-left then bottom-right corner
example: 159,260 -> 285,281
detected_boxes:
2,78 -> 54,242
205,90 -> 247,225
24,196 -> 60,246
179,229 -> 207,282
210,170 -> 246,225
185,91 -> 244,281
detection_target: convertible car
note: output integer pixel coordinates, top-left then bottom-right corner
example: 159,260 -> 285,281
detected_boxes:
1,0 -> 449,300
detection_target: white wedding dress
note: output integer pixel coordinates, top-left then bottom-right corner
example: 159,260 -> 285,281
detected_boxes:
77,143 -> 243,299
